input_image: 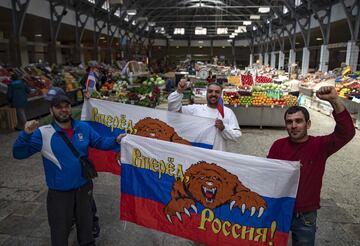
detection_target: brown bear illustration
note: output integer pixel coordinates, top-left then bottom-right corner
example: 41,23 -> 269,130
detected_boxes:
164,161 -> 267,223
134,117 -> 191,145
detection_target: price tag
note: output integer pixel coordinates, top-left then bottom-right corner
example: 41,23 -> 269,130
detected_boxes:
271,104 -> 274,108
281,105 -> 284,108
245,104 -> 248,108
235,104 -> 238,108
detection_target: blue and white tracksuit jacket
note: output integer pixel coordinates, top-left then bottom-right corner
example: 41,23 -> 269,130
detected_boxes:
13,120 -> 119,191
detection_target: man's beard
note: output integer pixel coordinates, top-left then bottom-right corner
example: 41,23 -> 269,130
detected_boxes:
207,96 -> 219,108
53,113 -> 72,123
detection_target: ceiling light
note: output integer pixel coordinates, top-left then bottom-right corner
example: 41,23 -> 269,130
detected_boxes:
195,27 -> 207,35
316,37 -> 323,40
148,22 -> 156,26
35,34 -> 42,37
235,26 -> 247,33
217,28 -> 228,35
126,9 -> 137,16
250,15 -> 261,20
243,21 -> 252,26
258,6 -> 270,13
174,28 -> 185,35
137,17 -> 148,22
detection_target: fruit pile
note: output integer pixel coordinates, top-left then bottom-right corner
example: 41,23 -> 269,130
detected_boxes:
142,75 -> 165,86
223,91 -> 240,105
227,76 -> 241,86
336,81 -> 360,98
252,91 -> 266,97
251,95 -> 274,106
283,95 -> 298,106
252,83 -> 288,92
239,96 -> 252,105
241,74 -> 253,86
255,76 -> 272,83
223,84 -> 298,107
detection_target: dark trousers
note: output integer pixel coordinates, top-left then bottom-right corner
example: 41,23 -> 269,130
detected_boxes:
291,210 -> 317,246
15,107 -> 27,130
47,182 -> 95,246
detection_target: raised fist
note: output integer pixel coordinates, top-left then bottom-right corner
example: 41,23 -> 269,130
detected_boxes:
24,120 -> 39,134
316,86 -> 338,102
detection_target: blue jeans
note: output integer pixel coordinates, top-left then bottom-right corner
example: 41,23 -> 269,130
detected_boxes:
291,210 -> 317,246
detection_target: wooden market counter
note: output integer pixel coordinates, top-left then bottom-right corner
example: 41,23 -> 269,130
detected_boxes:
228,105 -> 288,128
0,89 -> 82,120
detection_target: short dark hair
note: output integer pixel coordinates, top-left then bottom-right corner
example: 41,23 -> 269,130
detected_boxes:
11,73 -> 19,80
207,82 -> 223,90
284,106 -> 310,122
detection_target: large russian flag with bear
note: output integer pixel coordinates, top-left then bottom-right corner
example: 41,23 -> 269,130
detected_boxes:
120,135 -> 300,245
81,99 -> 218,174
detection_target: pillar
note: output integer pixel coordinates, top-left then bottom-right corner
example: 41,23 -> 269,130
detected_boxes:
270,51 -> 276,68
301,47 -> 310,75
80,44 -> 85,64
319,44 -> 329,72
19,36 -> 29,65
259,53 -> 263,65
35,39 -> 45,63
289,49 -> 296,66
264,52 -> 269,66
249,53 -> 254,67
346,41 -> 359,71
55,41 -> 63,64
278,51 -> 285,70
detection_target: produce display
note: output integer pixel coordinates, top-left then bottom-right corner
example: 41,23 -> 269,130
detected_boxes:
336,81 -> 360,99
255,75 -> 272,83
241,74 -> 253,86
0,64 -> 83,97
227,76 -> 241,86
223,83 -> 297,107
92,75 -> 165,108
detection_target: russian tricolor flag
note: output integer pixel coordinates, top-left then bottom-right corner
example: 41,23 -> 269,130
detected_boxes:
81,99 -> 219,174
217,93 -> 225,119
86,71 -> 96,94
120,135 -> 300,246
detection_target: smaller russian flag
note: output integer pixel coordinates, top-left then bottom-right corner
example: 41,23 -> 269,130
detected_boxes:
86,71 -> 97,93
217,94 -> 225,119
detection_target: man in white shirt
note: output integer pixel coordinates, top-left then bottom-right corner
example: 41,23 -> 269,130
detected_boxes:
168,79 -> 241,151
288,74 -> 300,97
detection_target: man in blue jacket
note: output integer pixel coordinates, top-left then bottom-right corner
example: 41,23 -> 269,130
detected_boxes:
13,88 -> 125,246
7,73 -> 31,130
